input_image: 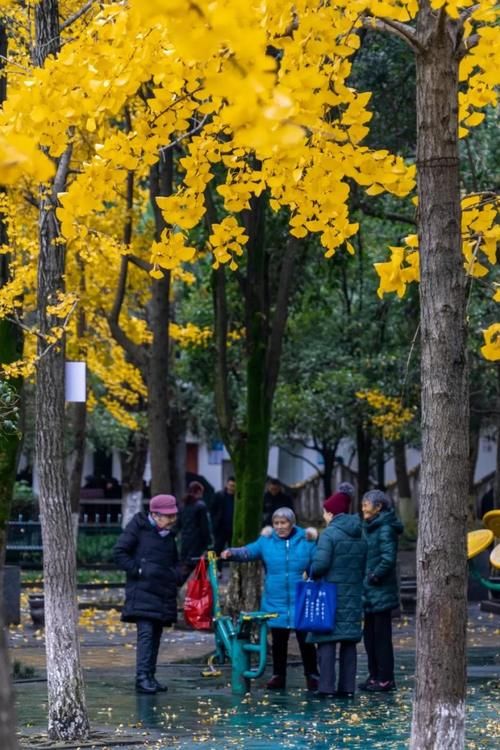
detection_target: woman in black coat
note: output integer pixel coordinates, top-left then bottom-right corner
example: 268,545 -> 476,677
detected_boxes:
178,481 -> 212,570
114,494 -> 184,694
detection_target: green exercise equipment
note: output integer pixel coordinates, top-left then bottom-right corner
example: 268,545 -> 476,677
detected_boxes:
203,550 -> 276,695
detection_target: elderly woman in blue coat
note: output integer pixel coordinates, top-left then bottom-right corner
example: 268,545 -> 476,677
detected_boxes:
221,507 -> 319,690
309,490 -> 367,698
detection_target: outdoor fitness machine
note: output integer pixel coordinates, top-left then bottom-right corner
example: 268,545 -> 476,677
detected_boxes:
467,510 -> 500,591
204,551 -> 276,695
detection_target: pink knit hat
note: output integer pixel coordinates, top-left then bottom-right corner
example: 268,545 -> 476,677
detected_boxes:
323,492 -> 351,516
150,494 -> 178,515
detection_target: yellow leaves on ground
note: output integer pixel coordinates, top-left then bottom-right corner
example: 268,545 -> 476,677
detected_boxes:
356,389 -> 414,441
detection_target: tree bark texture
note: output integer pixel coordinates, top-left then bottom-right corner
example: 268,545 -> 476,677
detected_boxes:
147,155 -> 173,496
411,4 -> 468,748
34,0 -> 89,739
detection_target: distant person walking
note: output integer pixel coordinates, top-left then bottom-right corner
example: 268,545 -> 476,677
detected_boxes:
211,476 -> 236,556
309,490 -> 367,698
114,494 -> 185,695
359,489 -> 403,693
262,477 -> 295,526
222,507 -> 319,690
178,481 -> 212,570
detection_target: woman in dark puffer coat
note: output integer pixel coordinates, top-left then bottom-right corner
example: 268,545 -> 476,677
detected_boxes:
360,489 -> 403,693
309,491 -> 367,698
114,494 -> 186,695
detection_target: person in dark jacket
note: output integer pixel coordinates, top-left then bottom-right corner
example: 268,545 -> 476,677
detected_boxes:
221,507 -> 319,691
211,476 -> 236,557
178,481 -> 212,571
309,491 -> 367,698
262,478 -> 295,526
114,494 -> 185,695
359,489 -> 403,693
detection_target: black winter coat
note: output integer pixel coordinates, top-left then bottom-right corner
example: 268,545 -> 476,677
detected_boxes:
179,499 -> 212,563
114,512 -> 180,624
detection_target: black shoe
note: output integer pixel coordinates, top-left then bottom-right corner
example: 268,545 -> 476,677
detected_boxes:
312,691 -> 336,698
358,678 -> 376,691
334,691 -> 354,698
365,680 -> 396,693
135,675 -> 157,694
152,677 -> 168,692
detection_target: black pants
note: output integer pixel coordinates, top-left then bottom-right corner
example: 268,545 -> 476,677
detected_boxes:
363,610 -> 395,682
271,627 -> 318,678
136,618 -> 164,678
317,640 -> 357,694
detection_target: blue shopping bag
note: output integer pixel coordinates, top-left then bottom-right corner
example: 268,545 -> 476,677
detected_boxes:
294,579 -> 337,632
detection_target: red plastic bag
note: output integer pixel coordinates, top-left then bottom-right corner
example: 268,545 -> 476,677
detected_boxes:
183,558 -> 213,630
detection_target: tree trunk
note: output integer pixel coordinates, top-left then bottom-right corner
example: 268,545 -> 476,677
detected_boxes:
67,401 -> 86,540
33,1 -> 89,739
120,431 -> 148,528
147,155 -> 173,496
411,4 -> 468,748
356,423 -> 371,504
321,446 -> 337,498
394,438 -> 416,536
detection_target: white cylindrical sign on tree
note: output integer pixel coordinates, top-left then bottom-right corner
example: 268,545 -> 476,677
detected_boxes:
65,361 -> 86,402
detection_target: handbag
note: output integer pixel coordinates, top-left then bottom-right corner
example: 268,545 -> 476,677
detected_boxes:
183,557 -> 213,630
294,579 -> 337,632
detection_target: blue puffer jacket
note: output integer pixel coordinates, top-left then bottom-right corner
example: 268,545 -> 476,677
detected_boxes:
228,526 -> 316,628
363,509 -> 403,613
308,514 -> 367,643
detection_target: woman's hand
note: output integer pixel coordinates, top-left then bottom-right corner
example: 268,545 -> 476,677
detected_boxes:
220,549 -> 232,560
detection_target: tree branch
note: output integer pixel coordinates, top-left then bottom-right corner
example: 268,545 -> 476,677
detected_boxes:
60,0 -> 97,32
358,201 -> 417,225
361,16 -> 424,54
265,235 -> 300,401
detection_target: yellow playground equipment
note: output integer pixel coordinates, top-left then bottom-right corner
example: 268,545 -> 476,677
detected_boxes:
467,510 -> 500,590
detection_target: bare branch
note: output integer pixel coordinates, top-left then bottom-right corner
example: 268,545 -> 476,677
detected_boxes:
358,201 -> 417,225
361,16 -> 424,54
126,253 -> 153,273
53,141 -> 73,197
60,1 -> 97,32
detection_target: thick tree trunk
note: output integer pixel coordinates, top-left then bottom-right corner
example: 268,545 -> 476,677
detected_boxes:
411,5 -> 468,748
33,1 -> 89,739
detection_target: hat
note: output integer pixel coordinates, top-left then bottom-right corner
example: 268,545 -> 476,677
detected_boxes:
337,482 -> 355,498
323,492 -> 351,515
150,494 -> 178,515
